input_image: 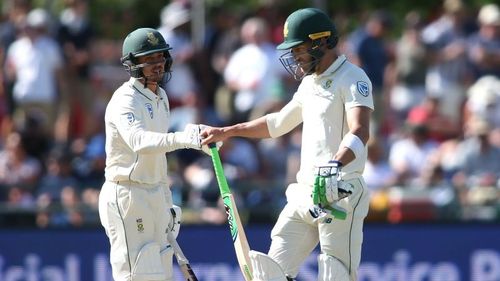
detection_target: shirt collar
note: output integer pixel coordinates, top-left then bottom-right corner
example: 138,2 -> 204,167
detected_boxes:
313,54 -> 347,79
129,77 -> 158,101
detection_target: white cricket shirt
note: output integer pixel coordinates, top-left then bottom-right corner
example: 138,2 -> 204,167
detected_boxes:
104,77 -> 175,184
267,55 -> 374,186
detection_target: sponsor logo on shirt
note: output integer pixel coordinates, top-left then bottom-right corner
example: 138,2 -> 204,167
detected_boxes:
136,218 -> 144,233
356,81 -> 369,97
146,103 -> 153,119
322,79 -> 332,89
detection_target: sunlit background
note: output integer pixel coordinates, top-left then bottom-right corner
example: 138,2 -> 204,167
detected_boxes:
0,0 -> 499,280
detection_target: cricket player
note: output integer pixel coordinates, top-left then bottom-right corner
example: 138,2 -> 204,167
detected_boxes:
201,8 -> 373,281
98,28 -> 212,281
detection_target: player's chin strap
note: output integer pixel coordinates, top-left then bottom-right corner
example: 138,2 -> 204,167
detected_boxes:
249,251 -> 295,281
138,70 -> 172,90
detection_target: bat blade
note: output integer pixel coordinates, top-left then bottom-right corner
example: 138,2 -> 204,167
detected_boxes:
167,232 -> 199,281
223,193 -> 253,281
179,264 -> 198,281
210,145 -> 253,281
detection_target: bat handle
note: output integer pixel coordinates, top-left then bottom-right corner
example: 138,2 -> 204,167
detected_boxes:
208,142 -> 216,148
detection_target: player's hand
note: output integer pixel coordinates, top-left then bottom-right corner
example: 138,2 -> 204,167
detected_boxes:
200,126 -> 228,146
181,124 -> 222,155
198,124 -> 223,154
314,161 -> 353,203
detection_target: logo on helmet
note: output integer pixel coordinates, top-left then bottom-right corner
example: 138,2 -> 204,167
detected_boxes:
283,21 -> 289,38
147,32 -> 159,46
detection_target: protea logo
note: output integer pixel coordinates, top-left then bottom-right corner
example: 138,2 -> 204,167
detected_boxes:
147,32 -> 159,46
283,21 -> 289,38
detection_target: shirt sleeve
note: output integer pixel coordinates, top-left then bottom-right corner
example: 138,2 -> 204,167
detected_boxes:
111,94 -> 180,154
266,92 -> 303,138
342,69 -> 374,110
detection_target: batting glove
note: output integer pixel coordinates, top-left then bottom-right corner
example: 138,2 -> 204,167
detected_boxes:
314,160 -> 353,203
180,124 -> 222,155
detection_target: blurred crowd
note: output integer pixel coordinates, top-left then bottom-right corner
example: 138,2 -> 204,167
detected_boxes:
0,0 -> 499,228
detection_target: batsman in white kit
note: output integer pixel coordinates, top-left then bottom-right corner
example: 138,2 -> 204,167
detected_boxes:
98,28 -> 211,281
201,8 -> 374,281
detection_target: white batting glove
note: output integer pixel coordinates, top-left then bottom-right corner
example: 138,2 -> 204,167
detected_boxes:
178,123 -> 202,150
315,161 -> 353,203
179,124 -> 223,155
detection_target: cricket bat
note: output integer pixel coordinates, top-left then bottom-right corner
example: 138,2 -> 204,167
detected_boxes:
209,143 -> 253,281
167,231 -> 198,281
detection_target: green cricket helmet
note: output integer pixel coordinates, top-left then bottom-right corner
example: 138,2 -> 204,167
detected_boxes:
121,28 -> 173,81
277,8 -> 338,80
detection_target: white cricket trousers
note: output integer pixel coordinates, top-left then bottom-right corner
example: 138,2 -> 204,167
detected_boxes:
268,177 -> 370,281
99,181 -> 174,281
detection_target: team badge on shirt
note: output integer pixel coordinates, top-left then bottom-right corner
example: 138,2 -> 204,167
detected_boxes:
146,103 -> 153,119
125,112 -> 135,125
356,81 -> 369,97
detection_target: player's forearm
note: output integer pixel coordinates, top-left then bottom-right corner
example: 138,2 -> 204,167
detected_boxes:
333,125 -> 370,166
126,130 -> 186,154
224,116 -> 271,139
333,146 -> 356,165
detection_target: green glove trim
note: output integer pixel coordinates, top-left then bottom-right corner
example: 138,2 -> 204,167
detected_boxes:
312,175 -> 347,220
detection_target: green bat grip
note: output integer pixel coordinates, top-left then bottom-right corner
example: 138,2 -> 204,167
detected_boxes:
209,143 -> 230,196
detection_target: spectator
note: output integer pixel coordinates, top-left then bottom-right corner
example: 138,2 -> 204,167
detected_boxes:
451,117 -> 500,220
158,1 -> 199,113
453,117 -> 500,191
406,95 -> 461,142
428,134 -> 465,182
363,137 -> 397,192
37,185 -> 85,228
467,4 -> 500,79
205,5 -> 243,123
258,136 -> 291,182
6,185 -> 34,208
0,0 -> 31,52
421,0 -> 471,121
70,109 -> 105,188
0,132 -> 41,194
389,123 -> 439,186
36,148 -> 79,204
52,186 -> 84,227
223,17 -> 287,123
388,10 -> 428,121
0,0 -> 32,140
184,137 -> 260,207
464,75 -> 500,128
18,111 -> 51,161
346,9 -> 394,124
56,0 -> 95,140
4,8 -> 65,137
417,164 -> 459,220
